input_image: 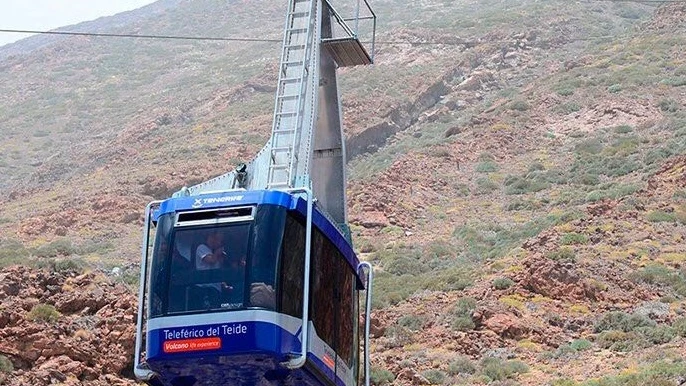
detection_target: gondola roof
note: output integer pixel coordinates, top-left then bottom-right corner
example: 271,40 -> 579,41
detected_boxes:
155,190 -> 364,286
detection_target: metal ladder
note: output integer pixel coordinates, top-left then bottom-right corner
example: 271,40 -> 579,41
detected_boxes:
267,0 -> 316,190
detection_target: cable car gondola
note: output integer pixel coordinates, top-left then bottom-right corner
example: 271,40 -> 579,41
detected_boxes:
134,0 -> 378,383
134,189 -> 373,386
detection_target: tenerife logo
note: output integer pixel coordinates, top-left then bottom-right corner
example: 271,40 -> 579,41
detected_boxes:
192,196 -> 245,209
203,196 -> 244,204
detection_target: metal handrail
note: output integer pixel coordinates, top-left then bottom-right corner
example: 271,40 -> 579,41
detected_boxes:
281,187 -> 314,369
358,262 -> 374,386
342,16 -> 375,21
364,0 -> 377,62
327,1 -> 356,37
134,200 -> 162,381
326,0 -> 377,62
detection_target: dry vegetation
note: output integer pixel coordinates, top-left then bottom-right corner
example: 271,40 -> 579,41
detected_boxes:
0,0 -> 685,384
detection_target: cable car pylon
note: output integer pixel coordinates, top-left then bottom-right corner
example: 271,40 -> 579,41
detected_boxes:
133,1 -> 377,385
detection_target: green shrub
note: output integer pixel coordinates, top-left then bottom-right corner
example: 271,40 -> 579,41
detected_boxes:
448,356 -> 477,375
27,304 -> 61,323
503,175 -> 549,195
671,317 -> 686,337
541,339 -> 591,359
449,297 -> 477,331
575,139 -> 604,155
424,267 -> 473,292
475,176 -> 499,195
570,339 -> 592,351
558,102 -> 582,114
384,254 -> 429,275
658,98 -> 680,113
574,173 -> 600,186
480,358 -> 507,381
118,271 -> 140,287
636,325 -> 675,344
506,360 -> 530,375
383,325 -> 413,347
613,125 -> 633,134
372,272 -> 418,308
630,264 -> 686,296
0,355 -> 13,373
478,152 -> 495,162
644,148 -> 674,166
586,190 -> 606,202
0,238 -> 32,269
560,233 -> 588,245
528,162 -> 545,172
421,369 -> 447,385
509,100 -> 530,111
571,136 -> 644,179
506,198 -> 539,211
372,255 -> 473,309
397,314 -> 424,331
475,161 -> 499,173
556,87 -> 575,96
596,330 -> 648,351
356,238 -> 378,253
578,359 -> 686,385
630,264 -> 673,284
549,339 -> 593,358
576,156 -> 642,178
480,358 -> 529,381
661,77 -> 686,87
547,344 -> 577,359
454,213 -> 576,262
647,210 -> 678,223
425,240 -> 456,260
53,259 -> 84,272
34,238 -> 78,258
493,277 -> 515,290
454,183 -> 470,197
370,367 -> 395,385
607,137 -> 640,157
453,297 -> 477,316
546,247 -> 576,262
551,378 -> 577,386
451,316 -> 476,331
608,84 -> 622,93
535,168 -> 569,184
594,311 -> 656,333
584,184 -> 641,203
36,258 -> 86,274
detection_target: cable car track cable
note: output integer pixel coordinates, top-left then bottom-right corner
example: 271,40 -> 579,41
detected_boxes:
0,28 -> 641,47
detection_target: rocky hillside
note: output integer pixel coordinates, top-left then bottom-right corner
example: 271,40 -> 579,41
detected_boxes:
0,0 -> 685,385
0,266 -> 137,386
366,157 -> 686,385
348,1 -> 686,384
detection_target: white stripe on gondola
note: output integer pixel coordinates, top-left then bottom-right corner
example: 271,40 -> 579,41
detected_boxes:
148,310 -> 302,335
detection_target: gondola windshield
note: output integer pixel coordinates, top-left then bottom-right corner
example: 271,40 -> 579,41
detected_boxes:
149,209 -> 282,318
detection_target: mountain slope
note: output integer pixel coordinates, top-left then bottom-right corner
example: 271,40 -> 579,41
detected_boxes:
1,0 -> 685,385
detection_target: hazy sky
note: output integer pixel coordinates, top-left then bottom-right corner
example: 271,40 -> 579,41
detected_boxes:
0,0 -> 157,47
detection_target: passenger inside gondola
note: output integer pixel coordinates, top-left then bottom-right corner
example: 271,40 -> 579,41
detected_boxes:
194,230 -> 228,308
165,226 -> 250,313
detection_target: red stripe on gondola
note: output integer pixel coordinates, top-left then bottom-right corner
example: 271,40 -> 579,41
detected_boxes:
163,337 -> 222,353
323,354 -> 335,369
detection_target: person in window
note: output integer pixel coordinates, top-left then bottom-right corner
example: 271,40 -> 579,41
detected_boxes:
248,235 -> 276,309
195,230 -> 228,309
250,282 -> 276,309
196,231 -> 226,271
